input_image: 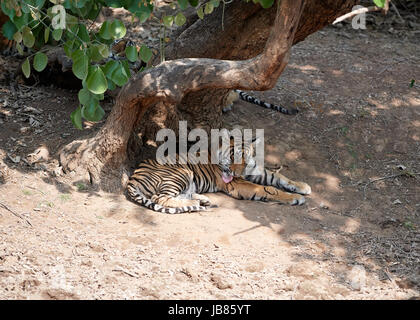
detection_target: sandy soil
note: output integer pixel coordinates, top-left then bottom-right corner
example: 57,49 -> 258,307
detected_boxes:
0,9 -> 419,299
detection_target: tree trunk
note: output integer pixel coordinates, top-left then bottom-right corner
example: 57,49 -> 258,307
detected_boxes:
59,0 -> 359,191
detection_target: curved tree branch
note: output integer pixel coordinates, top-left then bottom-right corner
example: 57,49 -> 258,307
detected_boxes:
118,0 -> 305,109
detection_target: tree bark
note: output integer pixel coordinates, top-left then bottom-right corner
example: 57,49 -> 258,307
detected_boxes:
59,0 -> 359,191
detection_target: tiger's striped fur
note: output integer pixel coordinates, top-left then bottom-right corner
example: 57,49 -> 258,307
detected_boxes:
223,90 -> 298,115
127,141 -> 311,214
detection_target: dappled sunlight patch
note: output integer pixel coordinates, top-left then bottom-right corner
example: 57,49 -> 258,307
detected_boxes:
328,109 -> 345,115
390,98 -> 405,108
331,69 -> 343,76
313,173 -> 341,192
265,154 -> 281,164
285,150 -> 302,161
407,97 -> 420,108
339,218 -> 360,234
312,79 -> 324,86
288,233 -> 312,246
306,209 -> 324,221
288,63 -> 319,73
367,98 -> 389,110
332,245 -> 347,258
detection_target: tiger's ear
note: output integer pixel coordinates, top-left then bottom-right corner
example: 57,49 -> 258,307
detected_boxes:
251,137 -> 261,145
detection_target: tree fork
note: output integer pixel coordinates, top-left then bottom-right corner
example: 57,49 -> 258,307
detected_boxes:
59,0 -> 305,191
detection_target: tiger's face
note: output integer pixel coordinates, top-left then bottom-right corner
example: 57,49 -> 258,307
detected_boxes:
218,138 -> 259,183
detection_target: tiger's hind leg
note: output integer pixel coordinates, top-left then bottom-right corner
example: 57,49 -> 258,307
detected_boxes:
224,178 -> 305,205
246,168 -> 311,195
271,170 -> 311,195
151,194 -> 202,211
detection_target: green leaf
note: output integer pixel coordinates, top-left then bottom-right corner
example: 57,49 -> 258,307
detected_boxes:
121,60 -> 131,78
22,27 -> 35,48
22,58 -> 31,78
188,0 -> 199,7
139,45 -> 152,63
82,103 -> 105,122
63,39 -> 75,57
110,20 -> 126,39
210,0 -> 220,8
373,0 -> 386,8
259,0 -> 274,9
65,13 -> 78,30
88,45 -> 102,62
125,45 -> 138,62
197,7 -> 204,19
102,60 -> 119,79
98,44 -> 109,59
70,106 -> 83,130
163,15 -> 174,28
107,80 -> 116,91
86,66 -> 108,94
2,20 -> 17,40
52,28 -> 63,41
44,28 -> 50,43
178,0 -> 189,10
81,98 -> 99,120
110,62 -> 129,86
77,24 -> 90,42
174,12 -> 186,26
137,11 -> 150,23
33,52 -> 48,72
13,31 -> 22,43
204,2 -> 214,15
16,43 -> 24,55
71,50 -> 89,80
78,88 -> 92,106
98,21 -> 112,40
410,79 -> 415,88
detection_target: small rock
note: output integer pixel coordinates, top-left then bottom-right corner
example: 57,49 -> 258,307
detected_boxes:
7,153 -> 21,164
392,199 -> 402,205
210,274 -> 233,290
23,106 -> 42,114
319,202 -> 329,210
349,265 -> 366,291
26,146 -> 50,164
20,126 -> 31,134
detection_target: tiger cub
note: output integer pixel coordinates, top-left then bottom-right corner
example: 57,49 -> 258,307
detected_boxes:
126,139 -> 311,214
223,90 -> 298,115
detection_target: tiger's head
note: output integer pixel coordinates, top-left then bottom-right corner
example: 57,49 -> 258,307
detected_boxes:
217,137 -> 260,183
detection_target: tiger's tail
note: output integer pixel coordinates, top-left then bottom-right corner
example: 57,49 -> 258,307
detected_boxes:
235,90 -> 298,115
126,184 -> 207,214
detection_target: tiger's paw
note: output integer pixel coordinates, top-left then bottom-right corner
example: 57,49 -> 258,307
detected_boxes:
192,194 -> 212,207
290,195 -> 305,206
294,182 -> 311,195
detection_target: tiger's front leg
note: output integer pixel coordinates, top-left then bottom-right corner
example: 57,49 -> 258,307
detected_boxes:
223,178 -> 305,205
246,168 -> 311,195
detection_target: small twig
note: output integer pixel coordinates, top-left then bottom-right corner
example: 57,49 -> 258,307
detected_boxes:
333,1 -> 390,25
390,1 -> 404,24
0,201 -> 32,227
112,266 -> 138,278
363,172 -> 419,199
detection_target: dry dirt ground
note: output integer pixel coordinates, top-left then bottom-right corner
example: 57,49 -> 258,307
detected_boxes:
0,10 -> 419,300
